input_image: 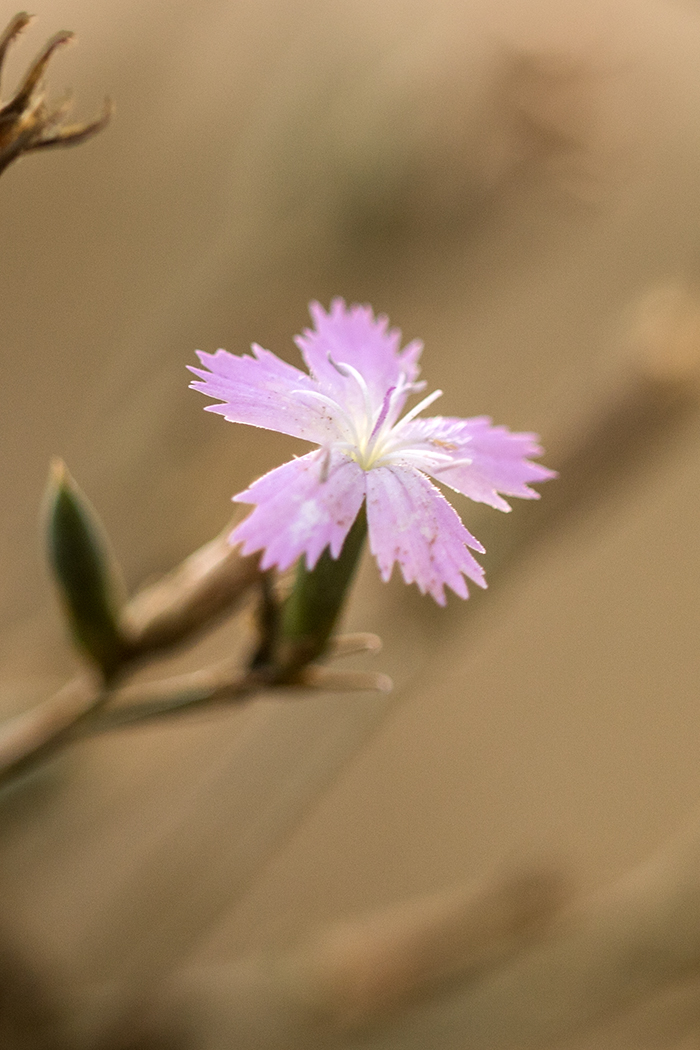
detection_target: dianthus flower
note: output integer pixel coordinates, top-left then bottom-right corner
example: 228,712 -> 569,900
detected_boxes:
190,300 -> 554,604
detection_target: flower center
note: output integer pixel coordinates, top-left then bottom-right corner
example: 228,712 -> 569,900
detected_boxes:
327,355 -> 444,470
294,357 -> 474,476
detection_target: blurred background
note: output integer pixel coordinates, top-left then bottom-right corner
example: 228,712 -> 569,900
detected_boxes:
2,0 -> 700,1044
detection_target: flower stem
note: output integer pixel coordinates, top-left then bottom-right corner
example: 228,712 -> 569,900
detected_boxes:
275,504 -> 368,677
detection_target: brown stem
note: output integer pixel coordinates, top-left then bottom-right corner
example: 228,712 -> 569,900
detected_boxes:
119,523 -> 261,661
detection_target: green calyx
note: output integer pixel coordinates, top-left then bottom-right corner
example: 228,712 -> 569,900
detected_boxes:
274,503 -> 368,677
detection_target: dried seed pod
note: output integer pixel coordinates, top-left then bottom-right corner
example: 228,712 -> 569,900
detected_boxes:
0,12 -> 111,176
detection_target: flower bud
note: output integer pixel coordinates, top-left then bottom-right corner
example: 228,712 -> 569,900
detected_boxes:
44,460 -> 126,679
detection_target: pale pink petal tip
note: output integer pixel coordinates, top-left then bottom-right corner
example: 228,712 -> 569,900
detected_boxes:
402,415 -> 556,513
230,450 -> 366,573
187,347 -> 335,445
366,467 -> 487,606
295,297 -> 423,397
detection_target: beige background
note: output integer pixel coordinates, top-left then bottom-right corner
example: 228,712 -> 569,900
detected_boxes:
2,0 -> 700,1044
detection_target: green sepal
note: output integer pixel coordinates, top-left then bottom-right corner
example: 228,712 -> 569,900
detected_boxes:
44,460 -> 126,679
276,504 -> 367,675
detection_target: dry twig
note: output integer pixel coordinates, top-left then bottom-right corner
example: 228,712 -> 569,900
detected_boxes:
0,13 -> 110,176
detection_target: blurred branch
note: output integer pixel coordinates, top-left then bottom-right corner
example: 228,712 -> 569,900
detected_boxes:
81,807 -> 700,1050
0,672 -> 100,784
75,863 -> 570,1048
469,283 -> 700,587
0,922 -> 69,1050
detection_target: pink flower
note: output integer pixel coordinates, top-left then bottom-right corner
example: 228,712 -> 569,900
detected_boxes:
190,299 -> 555,604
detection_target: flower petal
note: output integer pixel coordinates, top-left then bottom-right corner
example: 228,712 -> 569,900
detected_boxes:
399,416 -> 556,511
231,450 -> 366,572
294,299 -> 423,413
189,344 -> 342,445
366,466 -> 486,605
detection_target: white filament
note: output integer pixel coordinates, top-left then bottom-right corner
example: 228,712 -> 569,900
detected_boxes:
297,361 -> 459,473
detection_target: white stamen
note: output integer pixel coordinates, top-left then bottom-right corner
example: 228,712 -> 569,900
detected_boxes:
392,388 -> 443,430
367,374 -> 426,455
328,354 -> 375,442
384,447 -> 452,466
300,362 -> 449,474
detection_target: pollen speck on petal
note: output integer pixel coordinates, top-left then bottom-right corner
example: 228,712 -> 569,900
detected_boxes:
366,465 -> 487,605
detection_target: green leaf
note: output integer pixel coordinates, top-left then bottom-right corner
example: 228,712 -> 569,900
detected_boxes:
44,459 -> 126,679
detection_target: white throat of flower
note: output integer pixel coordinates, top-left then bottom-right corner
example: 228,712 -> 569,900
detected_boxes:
295,355 -> 473,475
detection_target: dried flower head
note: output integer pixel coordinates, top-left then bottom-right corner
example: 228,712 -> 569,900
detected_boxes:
191,300 -> 555,604
0,12 -> 111,177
